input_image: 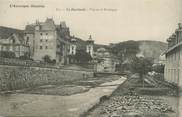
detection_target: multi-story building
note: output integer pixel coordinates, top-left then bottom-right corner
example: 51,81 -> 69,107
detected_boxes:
0,33 -> 29,57
24,18 -> 71,65
164,23 -> 182,88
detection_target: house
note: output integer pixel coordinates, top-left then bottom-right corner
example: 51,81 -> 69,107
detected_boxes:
164,23 -> 182,88
94,47 -> 119,72
0,33 -> 29,57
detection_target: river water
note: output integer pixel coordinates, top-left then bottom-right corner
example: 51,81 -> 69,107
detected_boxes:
0,77 -> 126,117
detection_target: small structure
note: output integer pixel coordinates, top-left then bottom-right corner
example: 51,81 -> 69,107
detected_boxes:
94,47 -> 119,73
86,35 -> 94,58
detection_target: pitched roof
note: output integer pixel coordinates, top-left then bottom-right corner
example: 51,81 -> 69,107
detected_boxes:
40,18 -> 56,30
25,25 -> 35,33
162,41 -> 182,55
0,26 -> 23,39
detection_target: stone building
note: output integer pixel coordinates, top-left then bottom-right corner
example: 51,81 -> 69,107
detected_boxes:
94,47 -> 119,72
0,33 -> 29,57
24,18 -> 71,65
164,23 -> 182,88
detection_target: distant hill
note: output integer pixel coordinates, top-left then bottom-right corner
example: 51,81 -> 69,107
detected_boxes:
0,26 -> 23,39
69,38 -> 167,63
138,40 -> 167,61
109,40 -> 167,63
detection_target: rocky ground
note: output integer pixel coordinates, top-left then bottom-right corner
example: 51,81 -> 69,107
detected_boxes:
85,75 -> 179,117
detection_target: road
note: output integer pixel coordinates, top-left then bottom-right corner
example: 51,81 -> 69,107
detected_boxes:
0,76 -> 126,117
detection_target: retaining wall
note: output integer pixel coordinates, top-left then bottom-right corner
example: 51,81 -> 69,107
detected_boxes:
0,65 -> 94,91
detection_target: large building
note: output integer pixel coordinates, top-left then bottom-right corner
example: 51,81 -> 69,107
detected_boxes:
0,18 -> 97,66
164,23 -> 182,88
24,18 -> 71,65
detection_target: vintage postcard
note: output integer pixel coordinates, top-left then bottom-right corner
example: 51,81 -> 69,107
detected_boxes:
0,0 -> 181,117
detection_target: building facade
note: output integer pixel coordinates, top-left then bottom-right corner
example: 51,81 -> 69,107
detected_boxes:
164,23 -> 182,88
0,33 -> 29,57
94,48 -> 119,72
69,37 -> 77,55
24,18 -> 71,65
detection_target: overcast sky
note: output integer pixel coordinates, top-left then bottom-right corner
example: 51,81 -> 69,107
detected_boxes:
0,0 -> 182,44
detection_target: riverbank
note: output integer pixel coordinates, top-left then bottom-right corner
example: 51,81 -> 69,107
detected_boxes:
86,76 -> 179,117
0,76 -> 126,117
0,75 -> 121,96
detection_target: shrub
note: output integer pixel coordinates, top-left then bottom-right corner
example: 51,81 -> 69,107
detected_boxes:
0,51 -> 16,58
19,52 -> 30,60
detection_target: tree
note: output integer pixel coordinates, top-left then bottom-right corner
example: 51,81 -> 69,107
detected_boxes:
152,64 -> 164,73
19,52 -> 30,60
74,49 -> 92,63
110,40 -> 140,62
0,51 -> 16,58
42,55 -> 52,63
130,57 -> 153,87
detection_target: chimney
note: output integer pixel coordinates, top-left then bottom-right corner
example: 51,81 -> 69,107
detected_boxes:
89,35 -> 92,40
178,23 -> 182,29
36,19 -> 39,24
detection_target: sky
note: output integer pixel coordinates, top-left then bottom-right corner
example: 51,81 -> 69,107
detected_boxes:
0,0 -> 182,45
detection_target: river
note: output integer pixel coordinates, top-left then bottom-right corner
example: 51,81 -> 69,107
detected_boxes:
0,77 -> 126,117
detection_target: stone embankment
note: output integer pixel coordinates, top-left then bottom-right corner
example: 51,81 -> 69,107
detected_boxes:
0,65 -> 93,91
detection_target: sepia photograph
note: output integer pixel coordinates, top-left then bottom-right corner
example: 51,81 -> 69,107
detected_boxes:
0,0 -> 182,117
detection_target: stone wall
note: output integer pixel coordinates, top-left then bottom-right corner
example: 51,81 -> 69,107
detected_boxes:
0,65 -> 94,91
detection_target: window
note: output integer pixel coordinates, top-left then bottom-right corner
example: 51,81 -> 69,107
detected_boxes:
26,37 -> 29,44
12,39 -> 15,44
40,39 -> 43,42
40,46 -> 43,49
40,33 -> 43,36
6,46 -> 9,50
46,40 -> 48,42
45,46 -> 48,49
46,33 -> 48,35
174,51 -> 176,60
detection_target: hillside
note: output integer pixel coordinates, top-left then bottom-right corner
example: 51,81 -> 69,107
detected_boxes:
138,40 -> 167,62
110,40 -> 167,63
0,26 -> 23,39
74,39 -> 167,63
